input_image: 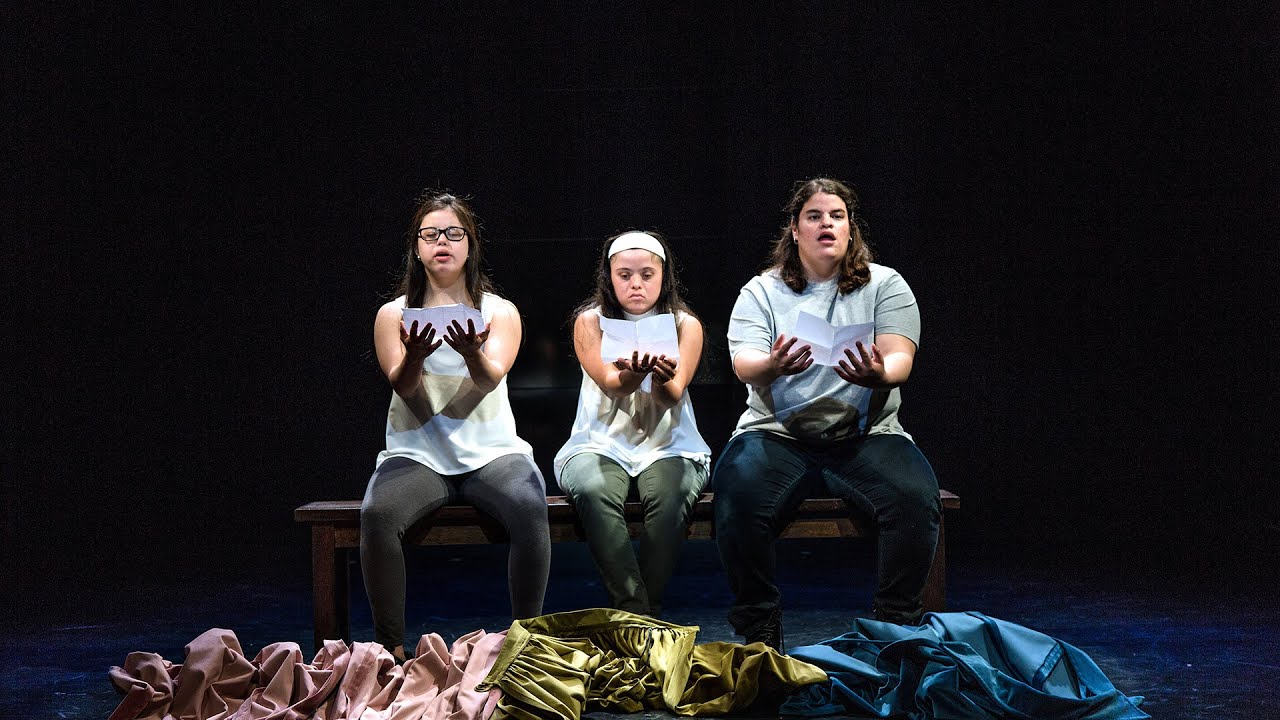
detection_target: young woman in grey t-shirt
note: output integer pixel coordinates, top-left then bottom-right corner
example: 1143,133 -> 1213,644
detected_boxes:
715,178 -> 942,652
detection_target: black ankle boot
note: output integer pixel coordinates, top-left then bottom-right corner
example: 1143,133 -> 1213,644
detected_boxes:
872,604 -> 924,626
743,608 -> 785,653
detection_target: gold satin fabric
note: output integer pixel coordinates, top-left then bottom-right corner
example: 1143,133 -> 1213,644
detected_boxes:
476,609 -> 826,718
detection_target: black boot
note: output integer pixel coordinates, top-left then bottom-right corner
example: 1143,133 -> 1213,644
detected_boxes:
872,603 -> 924,626
743,607 -> 785,653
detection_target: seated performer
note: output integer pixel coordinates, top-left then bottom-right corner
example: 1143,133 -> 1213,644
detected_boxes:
554,231 -> 711,615
714,178 -> 941,651
360,190 -> 550,662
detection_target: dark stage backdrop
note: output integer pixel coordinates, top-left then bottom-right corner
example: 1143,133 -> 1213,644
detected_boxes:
7,4 -> 1276,612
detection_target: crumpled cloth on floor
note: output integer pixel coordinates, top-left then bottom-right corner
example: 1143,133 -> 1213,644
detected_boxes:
475,608 -> 827,718
108,627 -> 506,720
780,611 -> 1149,719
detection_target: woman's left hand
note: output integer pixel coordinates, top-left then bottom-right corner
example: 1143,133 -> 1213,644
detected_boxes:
442,318 -> 492,357
650,355 -> 678,385
835,341 -> 890,388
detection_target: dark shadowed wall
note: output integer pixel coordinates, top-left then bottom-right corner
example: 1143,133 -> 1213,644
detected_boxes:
6,3 -> 1276,613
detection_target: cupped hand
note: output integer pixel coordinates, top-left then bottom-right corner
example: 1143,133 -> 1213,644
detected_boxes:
401,320 -> 443,359
834,340 -> 888,387
650,355 -> 678,385
614,351 -> 658,376
442,318 -> 492,357
770,335 -> 813,377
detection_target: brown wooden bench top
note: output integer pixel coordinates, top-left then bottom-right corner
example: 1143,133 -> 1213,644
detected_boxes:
295,490 -> 959,543
295,489 -> 959,649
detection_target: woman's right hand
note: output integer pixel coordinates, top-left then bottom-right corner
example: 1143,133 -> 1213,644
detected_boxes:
401,320 -> 443,360
769,334 -> 814,377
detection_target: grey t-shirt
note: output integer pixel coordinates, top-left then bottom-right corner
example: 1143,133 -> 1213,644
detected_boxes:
726,264 -> 921,444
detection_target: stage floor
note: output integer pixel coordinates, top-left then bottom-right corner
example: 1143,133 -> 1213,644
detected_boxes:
10,539 -> 1277,719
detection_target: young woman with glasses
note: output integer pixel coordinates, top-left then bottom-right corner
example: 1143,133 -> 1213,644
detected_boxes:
360,191 -> 550,662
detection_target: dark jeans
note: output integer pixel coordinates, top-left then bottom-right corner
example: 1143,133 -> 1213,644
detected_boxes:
713,431 -> 940,634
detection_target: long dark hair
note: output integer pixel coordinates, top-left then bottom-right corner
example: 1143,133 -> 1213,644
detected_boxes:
574,230 -> 697,333
394,190 -> 496,308
768,177 -> 874,294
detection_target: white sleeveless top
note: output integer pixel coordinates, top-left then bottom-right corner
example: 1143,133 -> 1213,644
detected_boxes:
553,308 -> 711,480
376,293 -> 533,475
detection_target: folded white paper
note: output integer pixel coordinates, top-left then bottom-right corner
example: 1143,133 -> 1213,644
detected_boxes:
599,314 -> 680,362
793,311 -> 875,366
599,314 -> 680,392
401,304 -> 485,334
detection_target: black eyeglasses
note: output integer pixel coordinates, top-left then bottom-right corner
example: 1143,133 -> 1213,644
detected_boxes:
418,226 -> 468,242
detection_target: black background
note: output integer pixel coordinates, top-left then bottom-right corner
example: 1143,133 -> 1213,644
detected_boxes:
7,3 -> 1276,614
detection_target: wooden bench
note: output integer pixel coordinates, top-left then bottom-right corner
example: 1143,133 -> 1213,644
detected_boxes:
295,490 -> 960,650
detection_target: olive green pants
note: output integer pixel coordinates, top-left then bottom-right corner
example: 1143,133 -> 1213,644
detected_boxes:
558,454 -> 706,615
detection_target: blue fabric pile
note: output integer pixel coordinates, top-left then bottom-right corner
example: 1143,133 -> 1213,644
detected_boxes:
781,612 -> 1148,719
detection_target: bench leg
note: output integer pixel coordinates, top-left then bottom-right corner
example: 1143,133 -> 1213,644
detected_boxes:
921,515 -> 947,613
311,525 -> 349,652
336,548 -> 350,645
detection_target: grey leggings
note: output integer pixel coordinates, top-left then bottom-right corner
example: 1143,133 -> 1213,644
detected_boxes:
558,453 -> 707,615
359,454 -> 551,648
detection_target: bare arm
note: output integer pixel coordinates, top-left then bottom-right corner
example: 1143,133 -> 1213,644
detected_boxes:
648,316 -> 704,410
374,303 -> 443,400
573,311 -> 649,399
834,333 -> 917,388
732,334 -> 814,388
443,300 -> 522,394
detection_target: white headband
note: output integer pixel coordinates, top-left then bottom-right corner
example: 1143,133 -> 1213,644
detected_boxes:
607,232 -> 665,261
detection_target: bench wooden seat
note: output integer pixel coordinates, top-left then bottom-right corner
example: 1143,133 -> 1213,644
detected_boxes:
295,490 -> 960,649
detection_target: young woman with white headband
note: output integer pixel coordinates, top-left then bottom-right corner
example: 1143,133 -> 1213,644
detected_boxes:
553,230 -> 711,616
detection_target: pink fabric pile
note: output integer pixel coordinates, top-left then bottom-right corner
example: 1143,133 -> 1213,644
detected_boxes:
108,628 -> 507,720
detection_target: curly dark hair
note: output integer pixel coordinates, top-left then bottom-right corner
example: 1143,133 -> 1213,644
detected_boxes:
573,230 -> 697,335
768,177 -> 874,294
394,190 -> 496,308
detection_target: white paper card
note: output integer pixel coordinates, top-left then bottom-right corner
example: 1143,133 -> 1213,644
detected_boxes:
401,304 -> 485,334
793,311 -> 875,366
598,314 -> 680,362
598,314 -> 680,393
